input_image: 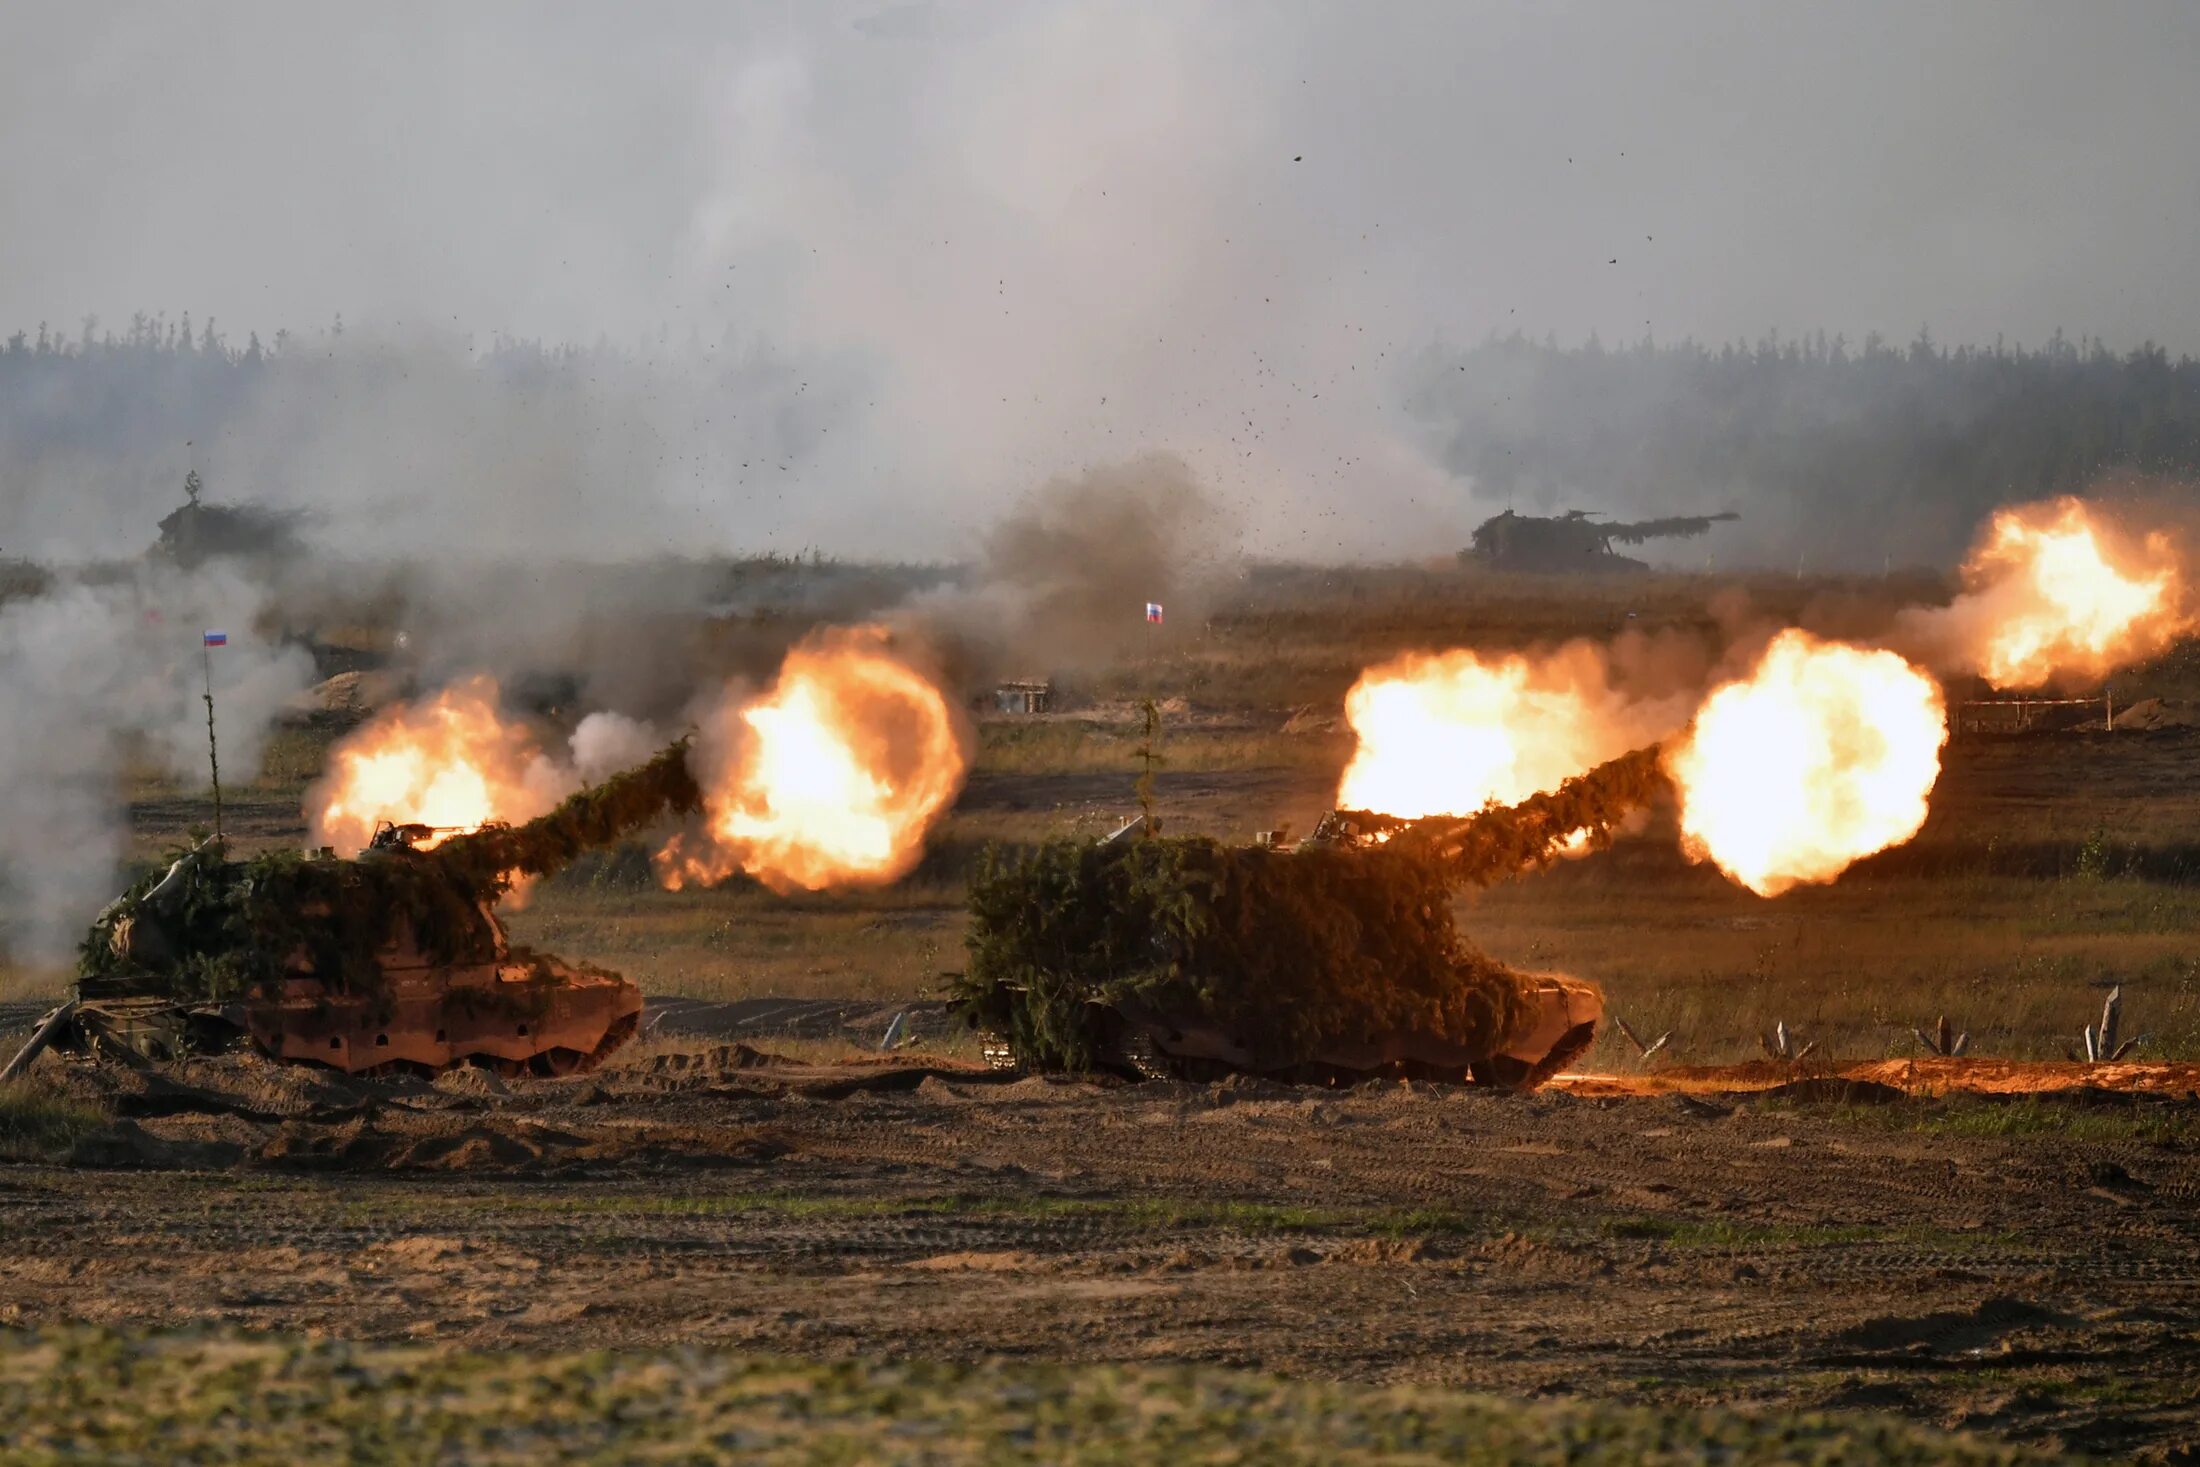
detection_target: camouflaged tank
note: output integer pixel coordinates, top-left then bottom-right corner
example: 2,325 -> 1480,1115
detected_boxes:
152,470 -> 307,570
21,743 -> 699,1078
958,750 -> 1665,1092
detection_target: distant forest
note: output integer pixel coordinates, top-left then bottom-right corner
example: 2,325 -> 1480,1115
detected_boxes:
0,313 -> 652,469
1413,330 -> 2200,568
7,315 -> 2200,569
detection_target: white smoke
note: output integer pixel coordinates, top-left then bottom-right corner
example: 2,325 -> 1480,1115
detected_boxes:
0,564 -> 313,963
569,710 -> 661,785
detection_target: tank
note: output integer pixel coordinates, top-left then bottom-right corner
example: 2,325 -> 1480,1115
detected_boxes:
959,748 -> 1665,1090
1464,508 -> 1737,573
152,470 -> 306,569
33,742 -> 700,1078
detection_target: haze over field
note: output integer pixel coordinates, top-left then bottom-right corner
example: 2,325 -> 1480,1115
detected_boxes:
2,1 -> 2199,562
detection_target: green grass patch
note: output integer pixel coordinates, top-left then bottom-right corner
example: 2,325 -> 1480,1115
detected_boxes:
1908,1098 -> 2196,1145
496,1187 -> 1384,1235
1595,1215 -> 2020,1253
0,1327 -> 2066,1464
1600,1217 -> 1882,1248
1757,1095 -> 2200,1146
0,1082 -> 108,1162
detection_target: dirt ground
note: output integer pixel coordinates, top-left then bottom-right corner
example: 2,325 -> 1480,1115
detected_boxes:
6,1045 -> 2200,1461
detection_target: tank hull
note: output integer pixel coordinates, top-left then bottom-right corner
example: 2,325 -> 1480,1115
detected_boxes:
983,974 -> 1602,1091
245,960 -> 641,1075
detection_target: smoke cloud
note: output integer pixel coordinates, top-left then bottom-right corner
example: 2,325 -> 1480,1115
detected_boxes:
0,565 -> 313,962
11,5 -> 2192,566
902,451 -> 1240,683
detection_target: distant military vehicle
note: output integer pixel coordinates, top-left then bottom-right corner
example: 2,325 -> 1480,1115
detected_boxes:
1464,508 -> 1737,573
153,470 -> 306,569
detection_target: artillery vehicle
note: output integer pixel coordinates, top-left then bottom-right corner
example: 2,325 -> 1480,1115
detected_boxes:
152,470 -> 307,569
4,745 -> 699,1079
958,748 -> 1664,1090
1464,508 -> 1736,573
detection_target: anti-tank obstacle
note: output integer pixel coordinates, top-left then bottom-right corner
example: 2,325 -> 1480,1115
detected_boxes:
1760,1020 -> 1815,1064
2072,985 -> 2144,1064
1914,1015 -> 1970,1058
1611,1015 -> 1672,1064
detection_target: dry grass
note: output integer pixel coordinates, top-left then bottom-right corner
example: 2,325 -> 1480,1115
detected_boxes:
978,718 -> 1342,773
0,1079 -> 107,1161
0,1328 -> 2056,1465
609,1028 -> 983,1069
506,883 -> 967,1003
1093,566 -> 1952,711
1472,858 -> 2200,1065
0,963 -> 66,1005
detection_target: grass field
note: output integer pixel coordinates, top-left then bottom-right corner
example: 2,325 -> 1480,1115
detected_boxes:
0,1329 -> 2061,1465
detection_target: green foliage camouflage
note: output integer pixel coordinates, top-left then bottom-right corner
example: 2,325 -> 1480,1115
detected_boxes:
955,748 -> 1668,1073
1361,745 -> 1669,884
957,835 -> 1536,1072
429,741 -> 701,891
78,844 -> 495,1001
77,741 -> 702,1003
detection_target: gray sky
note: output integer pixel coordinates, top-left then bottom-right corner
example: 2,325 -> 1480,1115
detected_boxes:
3,0 -> 2197,556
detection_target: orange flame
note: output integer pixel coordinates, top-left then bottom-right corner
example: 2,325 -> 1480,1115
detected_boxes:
657,628 -> 969,893
1952,498 -> 2187,688
1337,644 -> 1669,818
305,676 -> 576,857
1668,630 -> 1946,897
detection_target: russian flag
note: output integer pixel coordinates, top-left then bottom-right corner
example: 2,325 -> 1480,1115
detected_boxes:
202,630 -> 228,648
1145,602 -> 1164,624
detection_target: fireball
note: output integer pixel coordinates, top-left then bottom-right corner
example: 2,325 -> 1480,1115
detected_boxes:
307,676 -> 576,856
1668,630 -> 1946,897
1958,498 -> 2187,687
1337,644 -> 1662,818
658,627 -> 970,892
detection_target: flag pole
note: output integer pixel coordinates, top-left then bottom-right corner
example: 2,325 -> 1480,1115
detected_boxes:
201,639 -> 224,846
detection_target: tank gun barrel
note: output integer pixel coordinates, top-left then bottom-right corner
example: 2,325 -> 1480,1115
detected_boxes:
1331,745 -> 1669,885
431,741 -> 702,889
1602,512 -> 1739,545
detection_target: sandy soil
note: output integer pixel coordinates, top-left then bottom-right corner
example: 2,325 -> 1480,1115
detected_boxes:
6,1047 -> 2199,1460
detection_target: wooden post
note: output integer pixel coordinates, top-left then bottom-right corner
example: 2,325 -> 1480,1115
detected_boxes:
202,642 -> 224,845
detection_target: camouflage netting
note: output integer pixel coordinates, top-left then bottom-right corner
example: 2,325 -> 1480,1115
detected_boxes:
430,742 -> 701,893
77,741 -> 702,1003
1355,745 -> 1668,884
954,748 -> 1667,1074
78,847 -> 503,1001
